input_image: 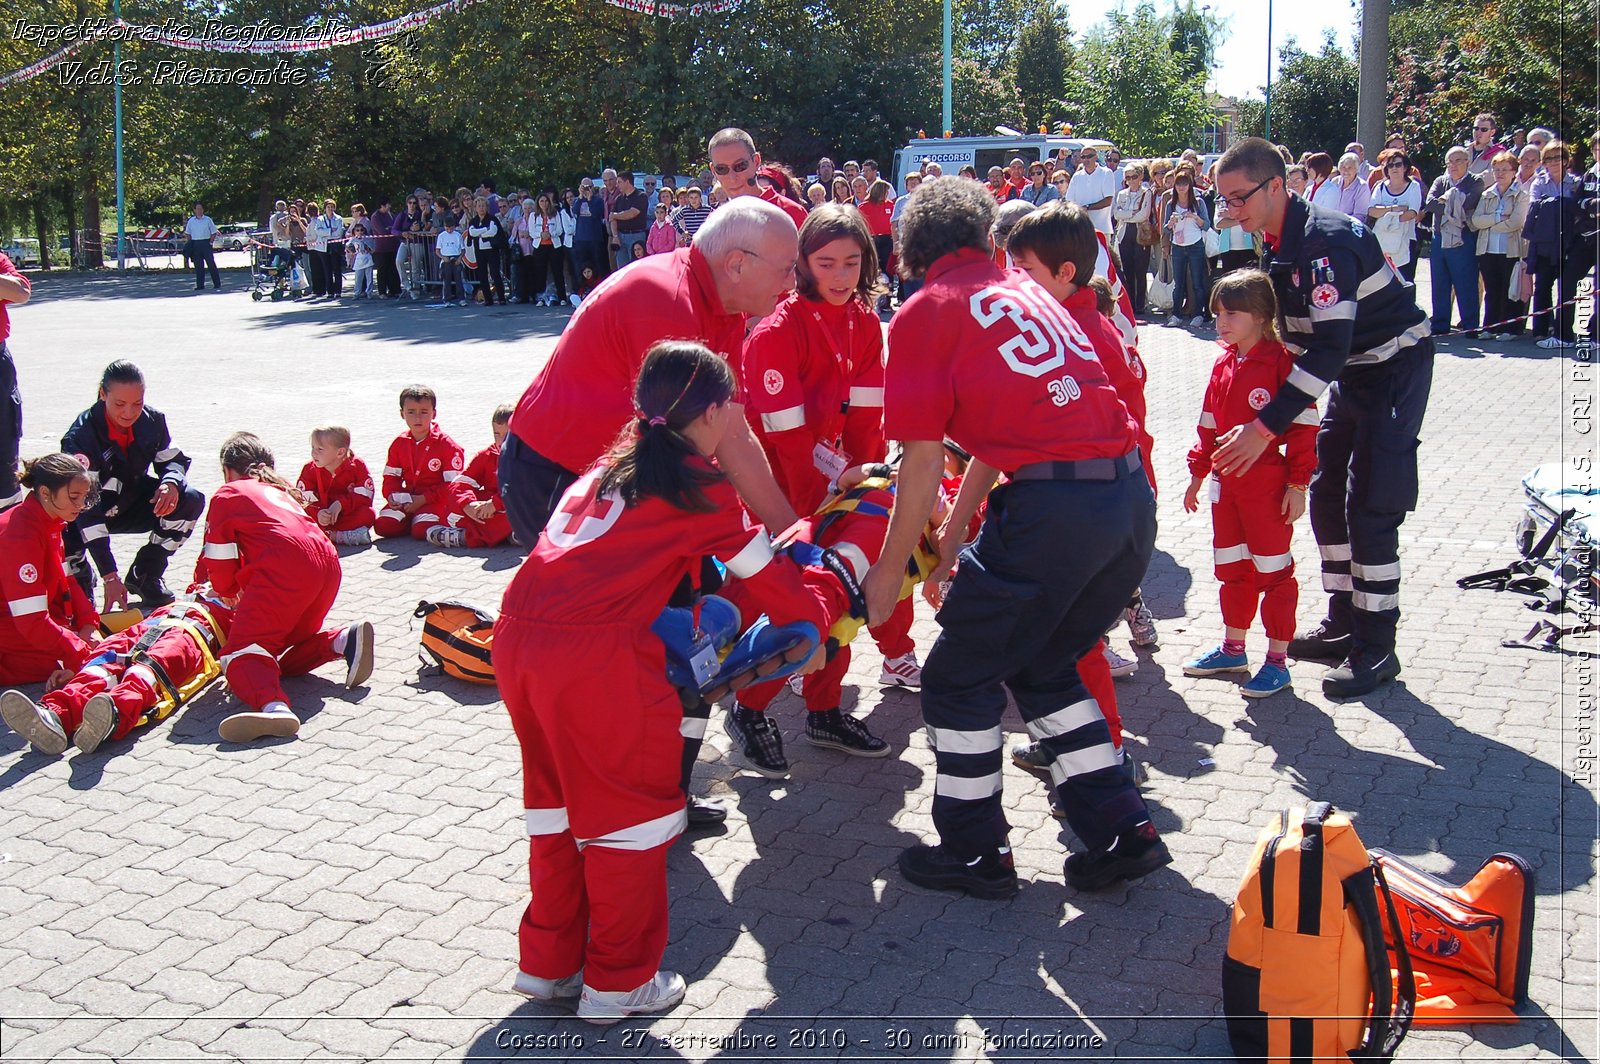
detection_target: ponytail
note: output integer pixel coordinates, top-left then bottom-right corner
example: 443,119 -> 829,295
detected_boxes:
219,431 -> 308,504
20,452 -> 92,494
597,341 -> 735,513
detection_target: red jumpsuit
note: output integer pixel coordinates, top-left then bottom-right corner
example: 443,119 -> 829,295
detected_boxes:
374,426 -> 472,540
0,495 -> 99,684
199,479 -> 345,708
438,444 -> 514,547
43,597 -> 234,742
495,462 -> 826,993
1186,338 -> 1318,640
740,291 -> 914,709
296,456 -> 377,533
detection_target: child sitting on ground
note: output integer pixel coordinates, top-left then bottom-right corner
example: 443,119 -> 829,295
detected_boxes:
1181,269 -> 1316,698
296,425 -> 377,547
426,403 -> 515,549
374,385 -> 473,542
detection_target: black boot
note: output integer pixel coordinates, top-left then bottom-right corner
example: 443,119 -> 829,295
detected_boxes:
1287,618 -> 1352,662
1322,646 -> 1402,699
124,545 -> 176,607
1065,821 -> 1171,891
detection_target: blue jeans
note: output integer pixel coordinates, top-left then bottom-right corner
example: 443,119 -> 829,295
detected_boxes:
617,230 -> 647,266
1429,242 -> 1479,332
1170,241 -> 1207,318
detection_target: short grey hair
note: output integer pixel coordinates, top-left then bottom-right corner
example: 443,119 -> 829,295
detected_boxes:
602,168 -> 618,179
1444,146 -> 1470,162
1338,152 -> 1361,169
1528,127 -> 1556,143
694,196 -> 794,261
992,199 -> 1037,251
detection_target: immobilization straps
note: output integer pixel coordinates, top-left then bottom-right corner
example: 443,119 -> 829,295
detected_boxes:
1458,509 -> 1574,591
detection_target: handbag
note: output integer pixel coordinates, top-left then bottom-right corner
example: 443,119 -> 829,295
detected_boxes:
1204,225 -> 1223,258
1134,190 -> 1157,246
1148,276 -> 1175,312
1511,260 -> 1532,303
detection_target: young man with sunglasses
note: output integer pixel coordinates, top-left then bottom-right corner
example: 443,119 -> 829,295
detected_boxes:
708,127 -> 808,228
1210,138 -> 1432,699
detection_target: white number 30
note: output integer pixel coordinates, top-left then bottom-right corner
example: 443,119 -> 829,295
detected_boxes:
1047,375 -> 1082,407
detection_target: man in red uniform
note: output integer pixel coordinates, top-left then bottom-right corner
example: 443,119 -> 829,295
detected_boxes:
373,385 -> 473,542
861,177 -> 1171,897
499,195 -> 802,546
708,126 -> 809,229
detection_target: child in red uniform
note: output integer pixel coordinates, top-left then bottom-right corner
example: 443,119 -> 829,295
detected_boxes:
296,425 -> 377,546
374,385 -> 472,541
200,433 -> 376,743
1182,270 -> 1317,697
3,591 -> 233,755
496,341 -> 827,1024
427,404 -> 515,549
0,454 -> 101,753
734,205 -> 917,773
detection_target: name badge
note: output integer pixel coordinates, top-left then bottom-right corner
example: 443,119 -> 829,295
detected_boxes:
689,633 -> 722,688
812,441 -> 850,482
1207,474 -> 1223,504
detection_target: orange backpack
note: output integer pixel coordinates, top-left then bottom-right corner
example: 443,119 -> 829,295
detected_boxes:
1369,849 -> 1534,1024
1224,803 -> 1415,1062
415,599 -> 497,685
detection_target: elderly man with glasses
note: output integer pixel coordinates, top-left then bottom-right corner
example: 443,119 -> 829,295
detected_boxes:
1066,147 -> 1118,237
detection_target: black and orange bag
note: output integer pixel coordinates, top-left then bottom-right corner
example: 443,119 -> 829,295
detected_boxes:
1224,803 -> 1415,1061
415,599 -> 497,685
1369,849 -> 1534,1024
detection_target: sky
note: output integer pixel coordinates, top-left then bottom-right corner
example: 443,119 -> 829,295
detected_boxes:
1059,0 -> 1362,100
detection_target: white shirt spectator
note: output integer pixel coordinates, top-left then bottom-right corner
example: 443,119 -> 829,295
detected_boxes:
184,215 -> 218,242
435,229 -> 464,257
1067,165 -> 1119,236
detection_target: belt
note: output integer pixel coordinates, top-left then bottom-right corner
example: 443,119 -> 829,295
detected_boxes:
1011,449 -> 1142,482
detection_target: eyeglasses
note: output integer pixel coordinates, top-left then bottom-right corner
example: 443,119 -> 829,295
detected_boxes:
711,157 -> 754,177
1386,162 -> 1407,169
1219,176 -> 1274,209
1474,126 -> 1494,132
737,247 -> 797,276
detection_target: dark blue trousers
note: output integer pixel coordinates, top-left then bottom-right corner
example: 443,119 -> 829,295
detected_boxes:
1308,340 -> 1434,655
922,468 -> 1156,857
498,432 -> 580,551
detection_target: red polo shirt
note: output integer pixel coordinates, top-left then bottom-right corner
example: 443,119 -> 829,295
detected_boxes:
884,248 -> 1137,471
509,246 -> 746,475
758,184 -> 809,229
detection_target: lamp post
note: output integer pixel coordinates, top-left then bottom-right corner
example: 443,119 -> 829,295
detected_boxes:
1263,0 -> 1273,140
114,0 -> 125,268
942,0 -> 952,136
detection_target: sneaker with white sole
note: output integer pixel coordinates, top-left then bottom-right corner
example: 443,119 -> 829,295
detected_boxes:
1010,739 -> 1052,776
218,705 -> 300,744
330,527 -> 373,547
1123,600 -> 1158,646
577,970 -> 686,1025
514,969 -> 584,1001
1103,644 -> 1138,678
1182,644 -> 1249,676
74,693 -> 119,754
426,525 -> 467,548
725,704 -> 789,778
1190,315 -> 1207,328
804,708 -> 890,757
343,621 -> 375,688
786,673 -> 805,696
1166,314 -> 1182,326
1,690 -> 69,755
879,652 -> 922,687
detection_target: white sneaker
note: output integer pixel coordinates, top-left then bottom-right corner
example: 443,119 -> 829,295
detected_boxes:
787,673 -> 805,696
330,527 -> 372,547
1103,644 -> 1138,679
1190,315 -> 1208,328
1123,601 -> 1159,647
343,621 -> 375,689
513,969 -> 583,1001
577,971 -> 686,1025
218,705 -> 300,744
879,652 -> 923,687
1,689 -> 68,755
1166,314 -> 1182,326
75,693 -> 118,754
1536,335 -> 1562,349
426,525 -> 467,548
569,294 -> 581,307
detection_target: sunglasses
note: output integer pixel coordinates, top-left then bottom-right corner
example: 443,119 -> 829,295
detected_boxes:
711,158 -> 754,177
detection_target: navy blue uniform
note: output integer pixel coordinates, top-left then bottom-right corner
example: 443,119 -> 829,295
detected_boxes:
60,401 -> 205,591
1259,194 -> 1432,655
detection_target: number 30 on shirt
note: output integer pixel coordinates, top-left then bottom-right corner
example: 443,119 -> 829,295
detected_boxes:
969,281 -> 1098,407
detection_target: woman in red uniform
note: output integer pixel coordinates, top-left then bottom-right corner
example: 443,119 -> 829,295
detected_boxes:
200,433 -> 375,745
495,341 -> 827,1024
0,453 -> 100,752
732,205 -> 916,775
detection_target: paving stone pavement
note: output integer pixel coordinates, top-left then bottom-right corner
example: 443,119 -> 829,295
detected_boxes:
0,265 -> 1594,1063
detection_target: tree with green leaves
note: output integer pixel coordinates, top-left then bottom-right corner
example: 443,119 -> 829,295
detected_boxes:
1235,32 -> 1357,157
1065,2 -> 1210,155
1014,4 -> 1072,131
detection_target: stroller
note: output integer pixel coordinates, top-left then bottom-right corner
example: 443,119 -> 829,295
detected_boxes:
1458,463 -> 1599,652
247,233 -> 304,302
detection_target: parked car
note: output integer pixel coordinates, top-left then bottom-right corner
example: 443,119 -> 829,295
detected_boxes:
2,238 -> 40,268
215,223 -> 256,251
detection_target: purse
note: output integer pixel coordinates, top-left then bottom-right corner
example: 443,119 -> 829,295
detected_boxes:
1135,191 -> 1157,246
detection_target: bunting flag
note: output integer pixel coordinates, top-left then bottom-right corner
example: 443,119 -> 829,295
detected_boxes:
603,0 -> 743,16
0,0 -> 483,87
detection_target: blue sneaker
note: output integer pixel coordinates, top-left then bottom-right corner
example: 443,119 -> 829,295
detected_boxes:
1182,645 -> 1250,676
1242,662 -> 1291,698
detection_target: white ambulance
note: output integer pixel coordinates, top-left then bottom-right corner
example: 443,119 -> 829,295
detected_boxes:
891,132 -> 1118,195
